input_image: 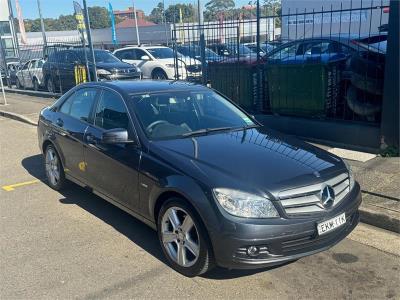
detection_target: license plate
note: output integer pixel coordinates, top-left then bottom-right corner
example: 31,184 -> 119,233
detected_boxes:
317,213 -> 346,235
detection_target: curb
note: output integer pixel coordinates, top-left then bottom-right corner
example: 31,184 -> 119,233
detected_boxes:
359,205 -> 400,234
4,87 -> 60,98
0,110 -> 37,126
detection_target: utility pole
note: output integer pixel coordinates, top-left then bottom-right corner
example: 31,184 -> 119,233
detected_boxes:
36,0 -> 47,47
132,1 -> 140,45
198,0 -> 207,84
256,0 -> 262,111
7,0 -> 19,59
82,0 -> 97,81
162,0 -> 169,45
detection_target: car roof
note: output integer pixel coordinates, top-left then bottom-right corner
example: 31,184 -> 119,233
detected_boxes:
80,80 -> 208,95
115,45 -> 168,51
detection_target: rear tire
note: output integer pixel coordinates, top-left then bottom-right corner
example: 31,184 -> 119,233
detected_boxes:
44,145 -> 66,191
157,198 -> 215,277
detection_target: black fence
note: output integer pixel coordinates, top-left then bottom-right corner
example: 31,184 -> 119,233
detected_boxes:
1,37 -> 84,94
172,2 -> 389,125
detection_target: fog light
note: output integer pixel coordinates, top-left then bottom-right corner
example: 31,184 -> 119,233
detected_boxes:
247,246 -> 259,257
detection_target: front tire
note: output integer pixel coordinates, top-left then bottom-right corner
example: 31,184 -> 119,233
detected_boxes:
44,145 -> 66,190
152,69 -> 168,80
157,198 -> 214,277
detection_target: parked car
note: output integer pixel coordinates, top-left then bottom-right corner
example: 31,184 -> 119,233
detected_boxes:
1,60 -> 21,86
16,58 -> 45,91
243,43 -> 267,56
207,43 -> 254,59
176,44 -> 221,63
266,34 -> 387,119
113,46 -> 201,80
38,80 -> 361,277
43,48 -> 141,93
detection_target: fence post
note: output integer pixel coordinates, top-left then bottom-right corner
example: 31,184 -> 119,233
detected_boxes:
380,0 -> 399,150
256,0 -> 262,112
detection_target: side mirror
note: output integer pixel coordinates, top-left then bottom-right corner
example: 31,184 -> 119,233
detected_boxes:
141,55 -> 151,61
101,128 -> 131,144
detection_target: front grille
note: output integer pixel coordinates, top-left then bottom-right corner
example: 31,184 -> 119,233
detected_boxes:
279,173 -> 350,216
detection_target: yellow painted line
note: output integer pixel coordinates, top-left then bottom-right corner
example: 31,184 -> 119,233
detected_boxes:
2,179 -> 40,191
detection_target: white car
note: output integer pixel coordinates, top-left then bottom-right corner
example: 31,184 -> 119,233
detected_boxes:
113,46 -> 201,80
16,58 -> 45,91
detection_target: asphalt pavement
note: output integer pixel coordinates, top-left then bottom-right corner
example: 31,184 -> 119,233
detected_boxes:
1,116 -> 399,299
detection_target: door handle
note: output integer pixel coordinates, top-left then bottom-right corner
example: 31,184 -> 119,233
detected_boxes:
56,118 -> 63,127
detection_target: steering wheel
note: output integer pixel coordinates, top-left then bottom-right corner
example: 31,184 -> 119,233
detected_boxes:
146,120 -> 170,134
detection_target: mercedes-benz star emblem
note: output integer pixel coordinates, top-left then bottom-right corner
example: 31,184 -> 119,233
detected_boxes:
320,185 -> 335,209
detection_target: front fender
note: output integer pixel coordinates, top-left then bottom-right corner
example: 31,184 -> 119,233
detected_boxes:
146,175 -> 221,234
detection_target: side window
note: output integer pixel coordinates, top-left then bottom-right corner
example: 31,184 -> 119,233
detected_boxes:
65,51 -> 78,63
30,60 -> 37,69
133,49 -> 146,59
59,88 -> 98,122
94,90 -> 130,130
270,43 -> 298,60
22,62 -> 30,70
116,49 -> 134,60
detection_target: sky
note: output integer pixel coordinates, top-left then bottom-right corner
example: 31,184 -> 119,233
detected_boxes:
11,0 -> 254,20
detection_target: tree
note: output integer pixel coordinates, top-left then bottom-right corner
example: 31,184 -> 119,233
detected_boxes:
204,0 -> 235,21
21,6 -> 112,32
88,6 -> 111,29
165,4 -> 195,23
148,2 -> 164,24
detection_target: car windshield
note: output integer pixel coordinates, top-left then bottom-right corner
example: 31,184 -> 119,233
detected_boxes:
131,90 -> 256,140
146,48 -> 174,59
227,44 -> 253,55
93,50 -> 121,63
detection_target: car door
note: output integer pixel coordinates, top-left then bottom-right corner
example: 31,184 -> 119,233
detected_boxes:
83,88 -> 141,211
25,59 -> 37,88
19,61 -> 30,87
52,87 -> 99,183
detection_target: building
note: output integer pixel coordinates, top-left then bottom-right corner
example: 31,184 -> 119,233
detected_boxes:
114,7 -> 145,21
281,0 -> 389,39
115,18 -> 156,29
0,0 -> 18,60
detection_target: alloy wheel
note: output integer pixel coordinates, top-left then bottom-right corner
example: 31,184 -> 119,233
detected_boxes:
45,147 -> 60,186
161,207 -> 200,268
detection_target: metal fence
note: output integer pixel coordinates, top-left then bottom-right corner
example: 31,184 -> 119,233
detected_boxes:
1,36 -> 84,94
172,1 -> 389,125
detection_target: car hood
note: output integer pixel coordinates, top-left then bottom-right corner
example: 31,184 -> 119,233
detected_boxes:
96,61 -> 138,71
150,127 -> 346,198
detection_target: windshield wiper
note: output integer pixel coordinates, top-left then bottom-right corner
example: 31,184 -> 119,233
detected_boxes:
231,124 -> 261,132
182,126 -> 233,137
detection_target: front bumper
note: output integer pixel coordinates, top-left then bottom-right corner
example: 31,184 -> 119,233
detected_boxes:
98,73 -> 141,81
210,183 -> 362,269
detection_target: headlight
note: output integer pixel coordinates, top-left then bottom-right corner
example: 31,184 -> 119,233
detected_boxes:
96,68 -> 111,75
344,160 -> 355,190
213,188 -> 279,218
165,64 -> 175,68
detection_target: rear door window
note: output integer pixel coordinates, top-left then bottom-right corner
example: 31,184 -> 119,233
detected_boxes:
59,88 -> 98,122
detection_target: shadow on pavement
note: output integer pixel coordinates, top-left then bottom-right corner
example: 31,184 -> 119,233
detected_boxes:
21,154 -> 285,280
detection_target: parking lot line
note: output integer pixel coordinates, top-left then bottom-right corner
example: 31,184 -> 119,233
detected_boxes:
2,179 -> 41,191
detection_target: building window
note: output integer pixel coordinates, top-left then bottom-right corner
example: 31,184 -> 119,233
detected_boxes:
0,21 -> 11,35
